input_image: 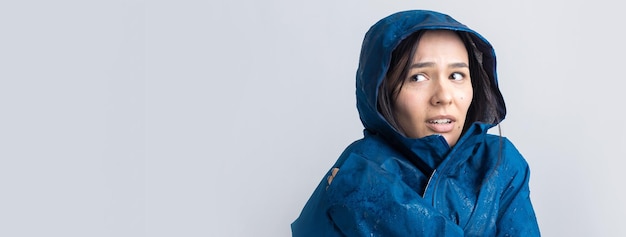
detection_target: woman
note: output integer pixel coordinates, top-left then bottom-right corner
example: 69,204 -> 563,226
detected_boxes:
292,10 -> 540,236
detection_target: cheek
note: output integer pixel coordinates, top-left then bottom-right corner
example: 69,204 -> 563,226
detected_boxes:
459,93 -> 472,129
461,88 -> 473,105
393,95 -> 412,119
460,94 -> 472,103
457,89 -> 473,118
394,91 -> 425,120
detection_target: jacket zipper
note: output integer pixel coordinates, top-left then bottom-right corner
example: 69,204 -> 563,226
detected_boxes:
423,135 -> 449,198
423,168 -> 437,198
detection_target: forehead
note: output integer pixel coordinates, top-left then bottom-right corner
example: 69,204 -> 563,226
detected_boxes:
419,30 -> 464,44
414,30 -> 468,59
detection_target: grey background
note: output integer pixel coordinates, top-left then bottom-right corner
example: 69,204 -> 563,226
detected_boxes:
1,0 -> 624,236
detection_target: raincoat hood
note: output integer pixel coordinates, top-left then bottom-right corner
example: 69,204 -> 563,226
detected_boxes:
356,10 -> 506,149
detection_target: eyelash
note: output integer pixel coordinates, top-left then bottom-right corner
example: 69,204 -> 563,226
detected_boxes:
410,74 -> 427,82
449,72 -> 466,80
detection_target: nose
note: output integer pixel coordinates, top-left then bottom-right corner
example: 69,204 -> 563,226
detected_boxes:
430,80 -> 453,106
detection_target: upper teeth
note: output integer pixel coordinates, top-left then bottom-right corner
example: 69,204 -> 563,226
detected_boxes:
430,119 -> 451,124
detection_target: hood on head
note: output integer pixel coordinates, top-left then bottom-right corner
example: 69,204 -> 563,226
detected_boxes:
356,10 -> 506,142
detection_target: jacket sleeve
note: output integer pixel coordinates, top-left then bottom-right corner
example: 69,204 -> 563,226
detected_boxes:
495,141 -> 541,236
326,153 -> 464,237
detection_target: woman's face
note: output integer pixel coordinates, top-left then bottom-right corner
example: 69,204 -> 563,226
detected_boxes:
393,30 -> 473,147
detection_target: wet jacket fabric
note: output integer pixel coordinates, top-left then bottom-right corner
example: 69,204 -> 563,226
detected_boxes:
292,10 -> 540,236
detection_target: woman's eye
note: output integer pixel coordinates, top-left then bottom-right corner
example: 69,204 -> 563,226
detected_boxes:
450,72 -> 465,81
410,74 -> 427,82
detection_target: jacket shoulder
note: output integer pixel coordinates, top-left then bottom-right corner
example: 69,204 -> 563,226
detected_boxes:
483,134 -> 529,167
481,135 -> 532,193
333,133 -> 403,167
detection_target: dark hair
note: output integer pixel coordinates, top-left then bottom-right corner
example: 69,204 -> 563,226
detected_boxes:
377,30 -> 501,136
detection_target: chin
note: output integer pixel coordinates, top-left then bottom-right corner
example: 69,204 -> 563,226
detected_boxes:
445,137 -> 460,147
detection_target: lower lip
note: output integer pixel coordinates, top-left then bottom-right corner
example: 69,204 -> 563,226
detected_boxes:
427,122 -> 455,133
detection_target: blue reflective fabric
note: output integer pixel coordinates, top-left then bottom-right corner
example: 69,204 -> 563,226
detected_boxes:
292,10 -> 540,237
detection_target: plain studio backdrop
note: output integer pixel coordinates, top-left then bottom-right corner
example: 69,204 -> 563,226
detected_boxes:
1,0 -> 624,236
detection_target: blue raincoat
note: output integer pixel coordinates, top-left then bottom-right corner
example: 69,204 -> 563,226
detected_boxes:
292,10 -> 540,236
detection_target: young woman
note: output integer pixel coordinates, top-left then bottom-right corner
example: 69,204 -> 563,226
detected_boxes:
292,10 -> 540,236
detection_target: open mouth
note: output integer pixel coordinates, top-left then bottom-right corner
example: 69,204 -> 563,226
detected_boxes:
426,118 -> 455,133
428,119 -> 452,124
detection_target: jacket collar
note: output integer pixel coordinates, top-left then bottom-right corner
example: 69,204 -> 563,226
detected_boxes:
384,122 -> 492,173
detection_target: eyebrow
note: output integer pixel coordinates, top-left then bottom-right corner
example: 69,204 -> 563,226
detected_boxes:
409,62 -> 469,69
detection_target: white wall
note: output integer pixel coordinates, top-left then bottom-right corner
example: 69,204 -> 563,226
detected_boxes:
1,0 -> 624,236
